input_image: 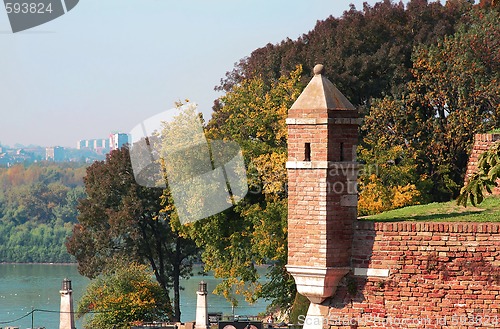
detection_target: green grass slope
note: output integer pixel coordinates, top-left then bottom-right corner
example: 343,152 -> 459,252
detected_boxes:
362,196 -> 500,222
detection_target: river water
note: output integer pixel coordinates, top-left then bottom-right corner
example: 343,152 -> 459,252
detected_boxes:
0,263 -> 269,329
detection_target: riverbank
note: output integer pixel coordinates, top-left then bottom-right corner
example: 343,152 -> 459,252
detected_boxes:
0,263 -> 269,329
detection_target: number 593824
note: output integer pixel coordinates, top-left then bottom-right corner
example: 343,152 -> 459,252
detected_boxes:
5,2 -> 53,14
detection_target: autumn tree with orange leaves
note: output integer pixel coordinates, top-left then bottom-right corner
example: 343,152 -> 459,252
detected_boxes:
77,262 -> 170,329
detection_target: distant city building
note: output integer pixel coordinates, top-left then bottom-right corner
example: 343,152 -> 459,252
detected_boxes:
109,133 -> 130,151
0,144 -> 102,166
0,146 -> 44,166
78,133 -> 128,153
77,139 -> 85,150
94,138 -> 109,149
46,146 -> 65,162
86,139 -> 96,149
93,138 -> 110,154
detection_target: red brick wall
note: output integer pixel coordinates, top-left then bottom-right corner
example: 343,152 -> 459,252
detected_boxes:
287,124 -> 328,162
287,110 -> 358,269
465,133 -> 500,194
325,221 -> 500,329
287,165 -> 357,268
288,169 -> 330,268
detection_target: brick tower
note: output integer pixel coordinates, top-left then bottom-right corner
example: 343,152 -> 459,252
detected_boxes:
286,64 -> 359,304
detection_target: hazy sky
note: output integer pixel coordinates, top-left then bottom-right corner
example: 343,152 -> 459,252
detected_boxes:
0,0 -> 407,148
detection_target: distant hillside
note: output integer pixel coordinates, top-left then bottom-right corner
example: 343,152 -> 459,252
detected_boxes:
0,163 -> 87,263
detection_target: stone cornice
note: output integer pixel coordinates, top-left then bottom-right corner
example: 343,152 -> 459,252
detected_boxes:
286,118 -> 362,125
286,161 -> 361,169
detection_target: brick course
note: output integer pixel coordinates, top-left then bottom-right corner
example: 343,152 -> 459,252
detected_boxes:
326,221 -> 500,329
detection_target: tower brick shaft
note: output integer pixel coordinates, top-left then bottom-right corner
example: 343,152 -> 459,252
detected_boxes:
59,278 -> 75,329
286,64 -> 359,304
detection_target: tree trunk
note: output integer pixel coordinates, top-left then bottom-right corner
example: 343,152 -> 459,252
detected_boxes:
173,236 -> 182,322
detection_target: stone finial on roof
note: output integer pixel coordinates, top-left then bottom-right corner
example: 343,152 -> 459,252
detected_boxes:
313,64 -> 325,75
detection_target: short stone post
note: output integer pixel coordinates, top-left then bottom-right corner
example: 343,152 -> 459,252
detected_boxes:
195,281 -> 209,329
59,278 -> 75,329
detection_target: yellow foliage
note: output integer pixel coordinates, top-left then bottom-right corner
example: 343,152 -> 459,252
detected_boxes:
251,152 -> 287,199
392,184 -> 421,209
358,174 -> 388,215
358,174 -> 421,215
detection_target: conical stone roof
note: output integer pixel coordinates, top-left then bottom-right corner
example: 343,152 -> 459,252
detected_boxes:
290,64 -> 354,111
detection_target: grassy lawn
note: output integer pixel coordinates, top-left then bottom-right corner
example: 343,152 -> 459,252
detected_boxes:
361,196 -> 500,222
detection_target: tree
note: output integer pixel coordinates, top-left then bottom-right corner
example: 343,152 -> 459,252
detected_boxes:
358,136 -> 423,215
185,67 -> 303,311
66,147 -> 198,321
360,7 -> 500,204
52,185 -> 86,223
217,0 -> 469,108
0,163 -> 86,225
77,262 -> 170,329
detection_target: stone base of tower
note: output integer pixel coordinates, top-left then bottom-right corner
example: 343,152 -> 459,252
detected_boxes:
195,324 -> 209,329
302,303 -> 330,329
286,265 -> 350,304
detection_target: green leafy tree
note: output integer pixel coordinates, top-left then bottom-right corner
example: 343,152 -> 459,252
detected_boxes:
77,262 -> 170,329
52,186 -> 86,223
183,67 -> 303,311
66,147 -> 198,321
358,141 -> 423,215
0,163 -> 86,225
0,221 -> 74,262
361,7 -> 500,204
218,0 -> 469,108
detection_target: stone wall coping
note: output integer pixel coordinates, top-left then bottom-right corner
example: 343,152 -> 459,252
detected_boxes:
355,220 -> 500,233
286,161 -> 361,169
286,118 -> 363,125
474,133 -> 500,142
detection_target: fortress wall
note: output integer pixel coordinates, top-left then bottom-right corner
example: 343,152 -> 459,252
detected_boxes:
325,221 -> 500,329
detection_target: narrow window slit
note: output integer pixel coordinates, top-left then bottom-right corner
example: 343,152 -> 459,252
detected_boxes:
304,143 -> 311,161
